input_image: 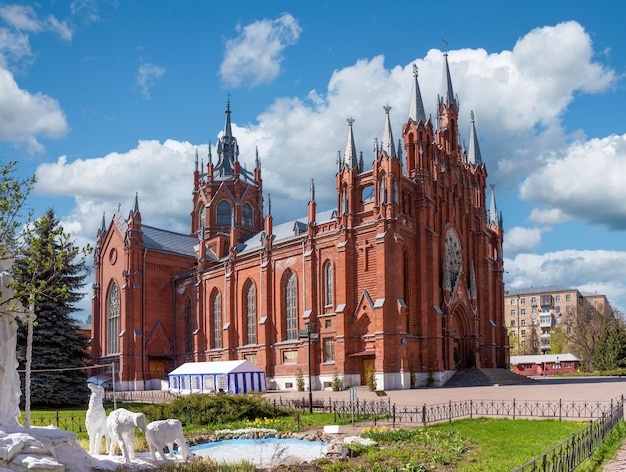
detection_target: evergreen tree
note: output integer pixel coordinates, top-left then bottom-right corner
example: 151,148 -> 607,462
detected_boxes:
14,208 -> 92,406
593,321 -> 626,371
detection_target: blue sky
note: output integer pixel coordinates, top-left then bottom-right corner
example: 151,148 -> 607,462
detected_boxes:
1,0 -> 626,319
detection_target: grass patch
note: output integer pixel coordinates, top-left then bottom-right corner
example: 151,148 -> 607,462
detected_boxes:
426,417 -> 586,471
325,418 -> 588,471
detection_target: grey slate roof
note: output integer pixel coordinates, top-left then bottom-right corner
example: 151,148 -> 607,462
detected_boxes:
505,285 -> 572,296
239,208 -> 337,255
142,225 -> 200,258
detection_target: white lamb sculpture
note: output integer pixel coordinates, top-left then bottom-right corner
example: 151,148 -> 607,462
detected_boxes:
85,383 -> 110,455
107,408 -> 147,463
146,419 -> 195,462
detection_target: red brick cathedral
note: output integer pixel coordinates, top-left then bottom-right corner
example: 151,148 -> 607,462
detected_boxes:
91,53 -> 506,391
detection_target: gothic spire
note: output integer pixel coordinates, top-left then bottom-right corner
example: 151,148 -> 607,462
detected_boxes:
344,118 -> 358,169
131,192 -> 139,216
255,147 -> 261,169
409,64 -> 426,124
468,111 -> 483,165
440,40 -> 458,110
208,141 -> 212,165
195,148 -> 199,172
489,184 -> 498,227
215,97 -> 239,178
381,106 -> 396,158
310,178 -> 315,202
98,212 -> 106,235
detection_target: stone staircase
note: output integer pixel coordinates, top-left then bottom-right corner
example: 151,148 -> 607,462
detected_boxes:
443,368 -> 536,388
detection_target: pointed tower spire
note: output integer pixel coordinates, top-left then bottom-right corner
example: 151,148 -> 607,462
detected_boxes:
489,184 -> 498,227
468,111 -> 483,165
344,118 -> 358,169
195,148 -> 199,172
267,194 -> 272,217
255,147 -> 261,169
359,151 -> 364,172
310,178 -> 315,202
215,97 -> 239,177
208,141 -> 212,165
381,106 -> 395,157
131,192 -> 139,216
409,64 -> 426,124
440,40 -> 458,110
98,212 -> 106,235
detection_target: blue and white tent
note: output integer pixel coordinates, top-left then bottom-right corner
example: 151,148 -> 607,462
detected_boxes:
168,360 -> 267,394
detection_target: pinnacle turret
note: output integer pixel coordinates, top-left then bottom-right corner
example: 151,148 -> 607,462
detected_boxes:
381,106 -> 395,158
409,64 -> 426,124
215,98 -> 240,178
344,118 -> 358,169
467,111 -> 483,165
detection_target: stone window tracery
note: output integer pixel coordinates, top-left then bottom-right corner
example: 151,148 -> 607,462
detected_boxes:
106,280 -> 120,354
285,272 -> 298,340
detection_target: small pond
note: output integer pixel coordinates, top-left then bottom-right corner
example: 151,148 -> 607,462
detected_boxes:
191,437 -> 329,468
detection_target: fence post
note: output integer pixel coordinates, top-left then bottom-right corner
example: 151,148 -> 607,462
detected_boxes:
513,398 -> 516,420
422,403 -> 426,425
449,400 -> 452,423
559,398 -> 562,422
56,410 -> 60,428
392,404 -> 396,428
470,400 -> 473,419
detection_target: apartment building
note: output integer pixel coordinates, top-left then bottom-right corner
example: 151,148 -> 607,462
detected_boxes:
505,286 -> 610,355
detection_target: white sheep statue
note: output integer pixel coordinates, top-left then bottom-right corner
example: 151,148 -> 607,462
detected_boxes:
107,408 -> 147,463
146,419 -> 195,462
85,383 -> 110,455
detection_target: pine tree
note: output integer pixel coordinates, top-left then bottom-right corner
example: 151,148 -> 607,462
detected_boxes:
14,208 -> 92,406
593,321 -> 626,371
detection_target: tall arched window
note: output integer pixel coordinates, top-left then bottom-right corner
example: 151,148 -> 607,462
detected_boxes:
285,271 -> 298,340
242,203 -> 253,227
217,200 -> 232,225
245,282 -> 257,345
185,298 -> 193,352
213,290 -> 222,349
323,261 -> 333,307
106,280 -> 120,354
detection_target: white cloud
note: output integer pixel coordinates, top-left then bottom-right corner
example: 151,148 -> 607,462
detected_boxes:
528,208 -> 574,225
0,67 -> 67,150
504,226 -> 543,255
36,139 -> 198,236
0,4 -> 72,41
220,13 -> 302,88
520,134 -> 626,230
137,63 -> 165,99
505,250 -> 626,312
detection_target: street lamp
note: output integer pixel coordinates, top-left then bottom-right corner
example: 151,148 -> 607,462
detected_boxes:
305,321 -> 315,414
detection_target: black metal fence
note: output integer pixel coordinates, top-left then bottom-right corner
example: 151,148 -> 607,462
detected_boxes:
270,396 -> 616,426
513,398 -> 624,471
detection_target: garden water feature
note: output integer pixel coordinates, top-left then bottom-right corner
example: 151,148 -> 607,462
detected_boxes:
191,437 -> 329,468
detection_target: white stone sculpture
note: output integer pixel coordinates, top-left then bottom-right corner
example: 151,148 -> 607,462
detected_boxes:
86,383 -> 110,455
0,255 -> 27,427
146,419 -> 194,462
107,408 -> 147,463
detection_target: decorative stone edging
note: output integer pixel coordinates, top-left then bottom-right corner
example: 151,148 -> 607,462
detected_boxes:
188,427 -> 332,446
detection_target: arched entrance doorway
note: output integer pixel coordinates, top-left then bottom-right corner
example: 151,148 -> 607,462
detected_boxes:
448,306 -> 474,368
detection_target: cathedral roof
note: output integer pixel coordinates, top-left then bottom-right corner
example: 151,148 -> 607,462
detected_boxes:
239,208 -> 337,254
141,225 -> 200,258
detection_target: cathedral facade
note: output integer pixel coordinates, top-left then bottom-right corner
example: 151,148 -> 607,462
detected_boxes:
91,53 -> 506,391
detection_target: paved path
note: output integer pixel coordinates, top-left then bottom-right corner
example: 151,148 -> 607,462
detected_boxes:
263,376 -> 626,469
